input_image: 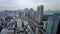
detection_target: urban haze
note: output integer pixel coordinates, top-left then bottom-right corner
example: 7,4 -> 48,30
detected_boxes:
0,0 -> 60,34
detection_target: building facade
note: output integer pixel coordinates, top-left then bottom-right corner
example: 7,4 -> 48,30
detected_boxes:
44,15 -> 60,34
36,5 -> 44,23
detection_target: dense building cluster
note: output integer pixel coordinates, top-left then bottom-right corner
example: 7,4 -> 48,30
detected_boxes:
0,5 -> 60,34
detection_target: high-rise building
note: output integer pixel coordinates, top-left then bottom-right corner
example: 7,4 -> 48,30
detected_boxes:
28,8 -> 34,19
37,5 -> 44,23
44,15 -> 60,34
24,8 -> 29,16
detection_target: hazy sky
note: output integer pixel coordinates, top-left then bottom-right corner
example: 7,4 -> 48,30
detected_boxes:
0,0 -> 60,10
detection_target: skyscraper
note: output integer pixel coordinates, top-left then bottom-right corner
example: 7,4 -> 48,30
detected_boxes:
37,5 -> 44,23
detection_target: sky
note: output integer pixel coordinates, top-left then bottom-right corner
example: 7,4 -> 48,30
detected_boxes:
0,0 -> 60,10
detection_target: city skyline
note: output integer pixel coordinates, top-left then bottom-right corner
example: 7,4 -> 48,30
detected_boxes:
0,0 -> 60,11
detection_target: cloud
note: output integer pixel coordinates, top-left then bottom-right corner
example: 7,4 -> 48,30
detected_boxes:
0,0 -> 60,10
